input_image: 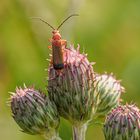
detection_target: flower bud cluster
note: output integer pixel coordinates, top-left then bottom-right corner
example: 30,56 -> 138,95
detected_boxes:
9,43 -> 140,140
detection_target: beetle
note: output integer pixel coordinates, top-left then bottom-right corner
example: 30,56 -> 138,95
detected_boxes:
32,14 -> 78,71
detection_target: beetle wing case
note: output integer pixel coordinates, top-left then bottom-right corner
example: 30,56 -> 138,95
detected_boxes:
52,44 -> 64,70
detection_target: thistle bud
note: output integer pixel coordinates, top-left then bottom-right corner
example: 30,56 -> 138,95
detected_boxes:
48,45 -> 95,124
103,104 -> 140,140
10,86 -> 60,139
93,74 -> 124,117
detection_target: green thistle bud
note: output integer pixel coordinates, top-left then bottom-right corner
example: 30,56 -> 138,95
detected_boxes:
93,74 -> 124,117
103,104 -> 140,140
10,86 -> 60,139
48,45 -> 95,125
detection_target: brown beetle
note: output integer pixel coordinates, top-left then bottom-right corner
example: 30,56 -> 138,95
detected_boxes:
32,14 -> 78,71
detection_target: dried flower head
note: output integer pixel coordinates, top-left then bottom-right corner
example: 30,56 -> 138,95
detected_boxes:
103,104 -> 140,140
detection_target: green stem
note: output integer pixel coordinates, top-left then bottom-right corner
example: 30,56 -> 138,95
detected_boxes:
43,130 -> 62,140
72,123 -> 87,140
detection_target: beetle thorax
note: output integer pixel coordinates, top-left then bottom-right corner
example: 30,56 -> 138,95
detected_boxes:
52,30 -> 61,40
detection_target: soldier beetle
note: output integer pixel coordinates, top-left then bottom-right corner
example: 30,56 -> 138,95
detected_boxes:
32,14 -> 78,71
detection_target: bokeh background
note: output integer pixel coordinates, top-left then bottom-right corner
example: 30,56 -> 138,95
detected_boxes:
0,0 -> 140,140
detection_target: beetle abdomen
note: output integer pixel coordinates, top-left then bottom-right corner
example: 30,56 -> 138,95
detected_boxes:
53,63 -> 64,70
52,45 -> 64,70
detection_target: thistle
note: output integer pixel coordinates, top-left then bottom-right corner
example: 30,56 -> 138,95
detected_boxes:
103,104 -> 140,140
93,74 -> 124,117
48,44 -> 95,140
10,86 -> 60,140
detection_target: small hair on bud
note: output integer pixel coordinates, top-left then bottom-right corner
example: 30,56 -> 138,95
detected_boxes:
77,44 -> 80,52
46,77 -> 50,81
23,83 -> 27,88
49,54 -> 52,57
110,72 -> 114,76
70,44 -> 74,50
9,92 -> 15,96
90,62 -> 96,65
46,58 -> 51,62
6,99 -> 11,106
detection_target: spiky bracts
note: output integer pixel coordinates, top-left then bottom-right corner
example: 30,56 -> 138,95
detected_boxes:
103,104 -> 140,140
48,45 -> 95,125
10,86 -> 60,139
93,74 -> 124,117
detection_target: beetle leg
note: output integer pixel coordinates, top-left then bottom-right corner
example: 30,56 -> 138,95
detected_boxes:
48,46 -> 52,49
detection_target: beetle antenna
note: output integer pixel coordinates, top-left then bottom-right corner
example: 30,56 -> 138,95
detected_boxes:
31,17 -> 55,30
57,14 -> 79,30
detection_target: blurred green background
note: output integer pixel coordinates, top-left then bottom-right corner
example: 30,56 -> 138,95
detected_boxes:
0,0 -> 140,140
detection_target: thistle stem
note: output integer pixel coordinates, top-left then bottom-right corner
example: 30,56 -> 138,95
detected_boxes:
72,123 -> 87,140
43,130 -> 62,140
